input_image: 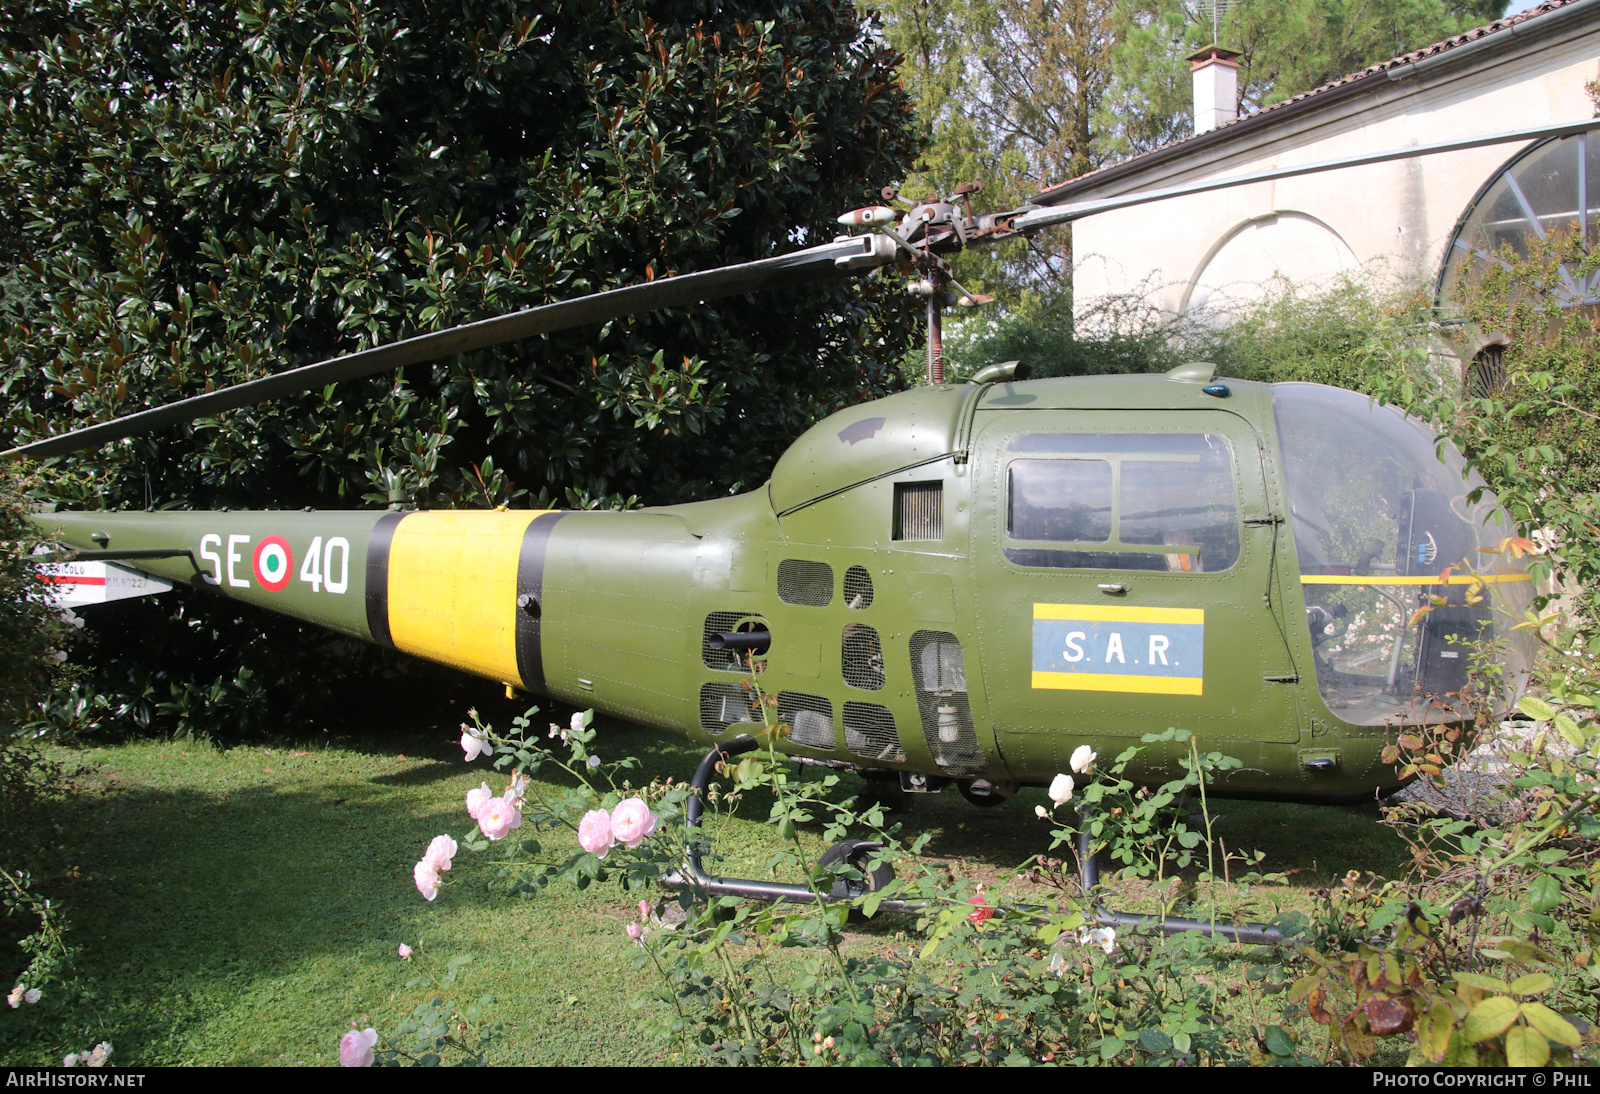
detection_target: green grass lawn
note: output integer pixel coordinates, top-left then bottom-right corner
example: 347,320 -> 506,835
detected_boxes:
0,687 -> 1411,1066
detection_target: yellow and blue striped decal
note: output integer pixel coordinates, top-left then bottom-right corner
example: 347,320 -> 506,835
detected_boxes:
1031,603 -> 1205,696
1299,574 -> 1532,585
379,510 -> 557,688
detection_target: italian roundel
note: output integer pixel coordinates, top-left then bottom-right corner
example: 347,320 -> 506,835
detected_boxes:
252,536 -> 294,591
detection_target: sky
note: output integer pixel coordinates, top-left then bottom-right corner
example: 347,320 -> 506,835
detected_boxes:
1504,0 -> 1543,14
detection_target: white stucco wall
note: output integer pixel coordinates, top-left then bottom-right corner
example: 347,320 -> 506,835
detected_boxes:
1068,26 -> 1600,325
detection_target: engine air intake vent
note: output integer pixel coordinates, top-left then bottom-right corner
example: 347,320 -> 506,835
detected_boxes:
778,559 -> 833,607
778,691 -> 836,751
894,481 -> 943,541
910,630 -> 986,777
844,565 -> 874,609
843,701 -> 904,763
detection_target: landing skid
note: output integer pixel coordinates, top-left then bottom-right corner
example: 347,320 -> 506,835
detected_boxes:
662,738 -> 1285,945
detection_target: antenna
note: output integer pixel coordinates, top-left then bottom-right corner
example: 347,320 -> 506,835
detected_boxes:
1196,0 -> 1240,44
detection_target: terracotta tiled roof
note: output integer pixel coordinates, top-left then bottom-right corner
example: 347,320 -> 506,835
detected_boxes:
1032,0 -> 1588,202
1247,0 -> 1575,117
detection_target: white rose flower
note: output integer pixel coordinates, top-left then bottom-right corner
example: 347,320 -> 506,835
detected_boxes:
1048,773 -> 1074,806
1070,745 -> 1097,774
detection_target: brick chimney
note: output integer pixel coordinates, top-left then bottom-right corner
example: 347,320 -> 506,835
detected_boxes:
1189,45 -> 1241,135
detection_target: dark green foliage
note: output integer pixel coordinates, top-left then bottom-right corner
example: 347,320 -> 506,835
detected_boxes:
936,274 -> 1416,384
0,468 -> 62,736
938,296 -> 1190,381
0,0 -> 921,736
1372,231 -> 1600,610
1199,274 -> 1426,390
0,468 -> 69,988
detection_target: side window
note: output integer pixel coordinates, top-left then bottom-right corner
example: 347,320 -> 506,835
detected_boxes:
1005,433 -> 1240,572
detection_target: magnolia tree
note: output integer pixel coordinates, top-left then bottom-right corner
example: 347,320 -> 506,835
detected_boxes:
1,0 -> 922,740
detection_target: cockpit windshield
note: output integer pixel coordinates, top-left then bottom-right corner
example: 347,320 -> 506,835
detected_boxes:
1271,384 -> 1534,725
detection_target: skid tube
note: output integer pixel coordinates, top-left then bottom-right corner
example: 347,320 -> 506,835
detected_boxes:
661,735 -> 920,911
1075,807 -> 1284,946
661,738 -> 1283,944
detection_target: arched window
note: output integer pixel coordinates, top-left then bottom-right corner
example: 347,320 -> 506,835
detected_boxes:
1438,134 -> 1600,308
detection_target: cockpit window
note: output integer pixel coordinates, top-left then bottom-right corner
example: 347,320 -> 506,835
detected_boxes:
1005,434 -> 1240,572
1272,384 -> 1534,725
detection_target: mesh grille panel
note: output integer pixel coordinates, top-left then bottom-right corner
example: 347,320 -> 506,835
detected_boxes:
701,611 -> 767,672
777,559 -> 833,606
778,691 -> 836,751
909,630 -> 986,776
700,681 -> 760,736
843,701 -> 904,763
841,624 -> 885,690
844,565 -> 875,609
894,481 -> 943,541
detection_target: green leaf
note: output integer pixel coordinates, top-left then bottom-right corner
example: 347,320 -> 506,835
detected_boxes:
1554,713 -> 1585,748
1519,696 -> 1557,721
1138,1028 -> 1173,1053
1520,1002 -> 1581,1047
1455,971 -> 1512,994
1414,999 -> 1455,1063
1509,972 -> 1555,996
1463,996 -> 1521,1043
1528,874 -> 1562,914
1503,1024 -> 1549,1068
1263,1025 -> 1293,1057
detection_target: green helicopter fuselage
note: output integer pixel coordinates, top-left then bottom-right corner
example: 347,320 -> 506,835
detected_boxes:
34,372 -> 1534,802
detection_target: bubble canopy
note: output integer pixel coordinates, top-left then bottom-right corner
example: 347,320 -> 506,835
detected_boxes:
1271,383 -> 1534,726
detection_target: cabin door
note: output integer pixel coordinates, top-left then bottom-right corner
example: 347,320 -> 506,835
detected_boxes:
969,406 -> 1304,785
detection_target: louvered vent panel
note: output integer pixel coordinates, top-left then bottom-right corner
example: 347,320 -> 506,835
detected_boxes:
894,481 -> 943,541
777,559 -> 833,607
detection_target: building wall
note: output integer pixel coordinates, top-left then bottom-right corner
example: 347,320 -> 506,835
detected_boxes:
1069,30 -> 1600,323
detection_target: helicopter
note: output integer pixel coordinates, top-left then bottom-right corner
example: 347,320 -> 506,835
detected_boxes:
12,117 -> 1586,827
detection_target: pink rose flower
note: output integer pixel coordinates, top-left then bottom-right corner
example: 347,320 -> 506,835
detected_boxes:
398,943 -> 413,960
339,1027 -> 379,1067
639,899 -> 651,920
413,860 -> 441,901
610,798 -> 658,849
478,797 -> 519,841
506,769 -> 529,805
578,809 -> 614,857
626,921 -> 644,946
466,781 -> 493,820
461,725 -> 491,763
424,835 -> 457,872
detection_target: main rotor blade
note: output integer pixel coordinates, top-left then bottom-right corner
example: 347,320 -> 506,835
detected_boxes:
1015,117 -> 1600,232
5,234 -> 896,461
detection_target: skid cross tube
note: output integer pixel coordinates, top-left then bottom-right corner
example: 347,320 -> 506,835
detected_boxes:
1076,806 -> 1284,946
662,735 -> 912,909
